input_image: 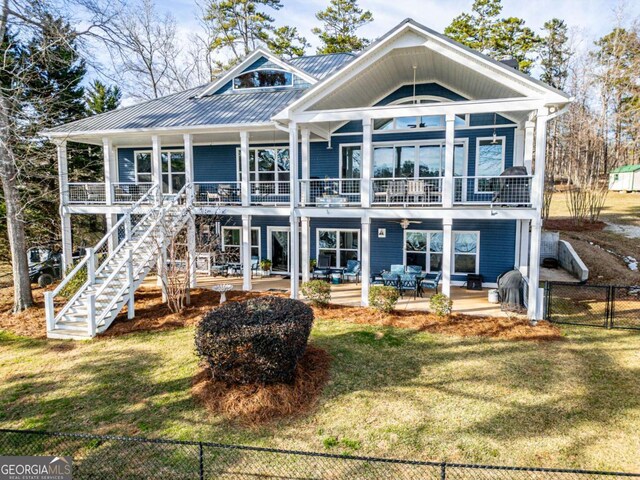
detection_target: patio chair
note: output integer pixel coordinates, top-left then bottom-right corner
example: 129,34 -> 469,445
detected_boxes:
389,264 -> 405,275
342,260 -> 361,283
373,180 -> 406,204
406,265 -> 423,275
398,274 -> 419,298
406,179 -> 426,203
206,184 -> 232,204
312,254 -> 332,281
421,271 -> 442,294
251,256 -> 260,278
113,185 -> 132,203
382,272 -> 400,288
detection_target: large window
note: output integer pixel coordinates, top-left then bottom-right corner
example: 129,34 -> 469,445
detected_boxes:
238,147 -> 290,191
373,142 -> 466,179
476,137 -> 505,192
134,151 -> 152,183
340,145 -> 361,179
233,69 -> 293,89
222,227 -> 261,262
317,229 -> 359,268
134,150 -> 185,193
453,232 -> 479,274
404,231 -> 443,272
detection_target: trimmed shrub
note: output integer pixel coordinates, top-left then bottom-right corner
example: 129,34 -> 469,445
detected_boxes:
301,280 -> 331,306
368,286 -> 399,313
195,296 -> 314,384
430,293 -> 453,317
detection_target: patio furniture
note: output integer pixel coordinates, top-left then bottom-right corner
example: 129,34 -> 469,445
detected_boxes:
113,185 -> 133,203
342,260 -> 361,283
251,256 -> 260,278
227,263 -> 243,276
330,271 -> 342,284
398,273 -> 419,298
206,184 -> 235,204
211,284 -> 234,304
312,254 -> 332,281
374,180 -> 406,204
406,179 -> 426,203
389,264 -> 405,275
382,272 -> 400,288
406,265 -> 423,274
421,271 -> 442,294
370,272 -> 384,285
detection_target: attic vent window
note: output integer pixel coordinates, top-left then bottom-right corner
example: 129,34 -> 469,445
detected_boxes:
233,69 -> 293,89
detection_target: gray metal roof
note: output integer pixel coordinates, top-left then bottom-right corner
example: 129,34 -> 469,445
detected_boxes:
45,86 -> 306,134
289,53 -> 355,79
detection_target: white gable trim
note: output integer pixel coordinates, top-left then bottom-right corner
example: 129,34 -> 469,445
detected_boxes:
198,48 -> 317,98
274,21 -> 569,121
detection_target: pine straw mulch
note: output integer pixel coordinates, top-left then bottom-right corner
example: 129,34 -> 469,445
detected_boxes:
192,345 -> 331,425
544,218 -> 606,232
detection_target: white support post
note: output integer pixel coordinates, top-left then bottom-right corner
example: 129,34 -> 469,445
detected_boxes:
523,120 -> 535,175
514,126 -> 525,167
125,213 -> 132,241
242,214 -> 252,291
152,135 -> 162,204
441,219 -> 453,297
301,128 -> 311,205
301,217 -> 310,283
45,292 -> 55,332
289,124 -> 300,299
103,137 -> 114,205
127,249 -> 135,319
361,117 -> 372,208
87,293 -> 96,337
187,216 -> 197,288
519,219 -> 531,277
442,114 -> 455,208
86,247 -> 95,285
527,218 -> 542,319
56,141 -> 73,272
184,133 -> 197,289
240,131 -> 250,207
360,217 -> 371,306
532,110 -> 549,210
157,210 -> 168,297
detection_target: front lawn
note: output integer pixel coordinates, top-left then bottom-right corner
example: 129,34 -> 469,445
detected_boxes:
1,321 -> 639,472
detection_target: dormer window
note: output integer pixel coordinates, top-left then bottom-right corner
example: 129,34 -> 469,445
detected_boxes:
233,69 -> 293,90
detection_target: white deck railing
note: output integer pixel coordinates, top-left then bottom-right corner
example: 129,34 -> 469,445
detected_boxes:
299,178 -> 361,207
372,177 -> 443,206
250,180 -> 290,206
68,183 -> 106,204
112,182 -> 154,203
194,181 -> 242,205
454,175 -> 532,206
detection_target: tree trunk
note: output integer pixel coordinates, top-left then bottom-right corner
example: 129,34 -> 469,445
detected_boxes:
0,92 -> 34,312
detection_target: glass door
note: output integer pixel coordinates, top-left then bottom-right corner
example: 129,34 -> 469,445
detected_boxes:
268,227 -> 290,273
161,150 -> 186,194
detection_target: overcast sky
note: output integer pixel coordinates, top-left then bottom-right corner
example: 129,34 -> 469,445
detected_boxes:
158,0 -> 639,54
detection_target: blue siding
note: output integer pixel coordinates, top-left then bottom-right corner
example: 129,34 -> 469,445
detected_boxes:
376,83 -> 467,105
194,145 -> 238,182
117,148 -> 135,182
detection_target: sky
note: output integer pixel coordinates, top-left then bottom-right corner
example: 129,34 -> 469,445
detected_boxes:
158,0 -> 640,54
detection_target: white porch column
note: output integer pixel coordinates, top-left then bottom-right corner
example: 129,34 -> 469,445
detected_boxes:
532,110 -> 549,210
103,137 -> 115,205
518,220 -> 531,277
523,120 -> 535,174
301,128 -> 310,205
527,218 -> 542,319
301,217 -> 310,283
360,217 -> 371,306
240,131 -> 250,207
442,114 -> 455,208
184,133 -> 194,200
289,123 -> 300,299
152,135 -> 162,203
184,134 -> 197,288
242,214 -> 252,291
514,126 -> 525,167
441,218 -> 453,297
361,117 -> 372,208
56,141 -> 73,272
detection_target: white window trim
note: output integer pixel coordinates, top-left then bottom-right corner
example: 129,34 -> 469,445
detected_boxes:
232,68 -> 294,91
316,228 -> 360,269
161,150 -> 186,193
452,230 -> 480,275
403,230 -> 444,273
338,143 -> 363,180
267,226 -> 290,273
133,149 -> 152,184
474,136 -> 506,194
221,226 -> 261,259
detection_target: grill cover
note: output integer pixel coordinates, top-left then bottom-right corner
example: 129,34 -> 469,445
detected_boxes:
497,269 -> 525,310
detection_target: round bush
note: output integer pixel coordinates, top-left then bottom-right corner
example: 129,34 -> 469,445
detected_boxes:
195,296 -> 314,385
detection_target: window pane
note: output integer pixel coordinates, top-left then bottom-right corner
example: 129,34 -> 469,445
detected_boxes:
373,147 -> 394,178
318,230 -> 336,249
396,146 -> 415,177
341,146 -> 361,179
455,255 -> 476,273
251,229 -> 259,246
137,174 -> 152,183
162,174 -> 170,193
340,250 -> 358,267
455,233 -> 477,254
277,149 -> 290,171
172,174 -> 186,192
258,149 -> 275,171
406,252 -> 427,270
318,249 -> 336,267
419,115 -> 444,127
374,118 -> 394,130
396,116 -> 418,129
430,253 -> 443,272
454,144 -> 465,176
419,145 -> 442,177
430,232 -> 443,253
339,231 -> 359,250
224,229 -> 241,247
161,152 -> 169,173
405,232 -> 427,252
455,114 -> 467,126
171,151 -> 185,172
477,139 -> 503,176
251,246 -> 260,258
234,69 -> 292,89
136,152 -> 151,173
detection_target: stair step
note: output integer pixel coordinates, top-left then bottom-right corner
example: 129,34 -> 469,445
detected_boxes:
47,329 -> 93,340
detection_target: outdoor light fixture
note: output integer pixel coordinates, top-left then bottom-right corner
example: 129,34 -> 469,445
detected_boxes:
326,121 -> 333,150
491,112 -> 499,144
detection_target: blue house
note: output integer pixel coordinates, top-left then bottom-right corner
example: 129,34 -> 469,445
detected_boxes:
43,19 -> 571,339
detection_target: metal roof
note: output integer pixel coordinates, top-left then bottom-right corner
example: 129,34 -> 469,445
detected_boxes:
288,53 -> 355,79
45,86 -> 306,134
610,165 -> 640,174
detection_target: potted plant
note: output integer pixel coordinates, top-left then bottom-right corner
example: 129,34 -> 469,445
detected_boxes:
260,258 -> 273,276
309,258 -> 317,272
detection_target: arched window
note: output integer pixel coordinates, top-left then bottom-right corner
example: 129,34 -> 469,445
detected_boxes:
233,69 -> 293,90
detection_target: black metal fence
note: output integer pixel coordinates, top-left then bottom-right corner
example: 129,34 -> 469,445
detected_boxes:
1,429 -> 640,479
545,282 -> 640,330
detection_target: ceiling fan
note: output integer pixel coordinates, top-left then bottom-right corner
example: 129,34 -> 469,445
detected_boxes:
390,219 -> 422,229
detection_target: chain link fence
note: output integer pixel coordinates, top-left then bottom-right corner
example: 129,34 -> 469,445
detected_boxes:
545,282 -> 640,330
1,429 -> 640,479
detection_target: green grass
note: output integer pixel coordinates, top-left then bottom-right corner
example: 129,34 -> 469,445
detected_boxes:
1,322 -> 640,472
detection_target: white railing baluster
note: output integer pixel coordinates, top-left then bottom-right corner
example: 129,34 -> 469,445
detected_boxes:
87,293 -> 96,337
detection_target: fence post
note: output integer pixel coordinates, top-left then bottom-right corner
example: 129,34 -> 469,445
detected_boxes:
544,281 -> 550,321
199,442 -> 204,480
86,248 -> 95,285
608,285 -> 615,329
87,293 -> 96,337
45,292 -> 55,332
440,462 -> 446,480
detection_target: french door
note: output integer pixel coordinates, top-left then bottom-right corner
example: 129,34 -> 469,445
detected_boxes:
268,227 -> 290,274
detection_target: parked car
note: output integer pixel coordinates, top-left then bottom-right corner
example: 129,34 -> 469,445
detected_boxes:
28,247 -> 62,287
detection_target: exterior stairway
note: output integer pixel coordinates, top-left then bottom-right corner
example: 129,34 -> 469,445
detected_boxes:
45,185 -> 191,339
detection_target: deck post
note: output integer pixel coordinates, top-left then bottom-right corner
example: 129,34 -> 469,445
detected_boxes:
56,141 -> 73,273
289,123 -> 300,299
86,248 -> 95,285
301,217 -> 310,283
518,220 -> 530,277
360,217 -> 371,306
361,117 -> 372,208
301,128 -> 310,205
241,214 -> 252,291
103,137 -> 114,206
184,133 -> 197,289
442,114 -> 455,208
87,293 -> 96,337
441,219 -> 453,297
514,126 -> 525,167
240,131 -> 250,207
152,135 -> 162,205
523,120 -> 535,174
45,292 -> 55,332
127,248 -> 135,319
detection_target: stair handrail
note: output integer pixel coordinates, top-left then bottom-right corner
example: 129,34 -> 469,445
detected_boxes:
92,184 -> 191,328
46,184 -> 159,326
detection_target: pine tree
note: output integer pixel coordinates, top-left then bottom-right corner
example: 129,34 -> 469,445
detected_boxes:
86,80 -> 122,115
444,0 -> 540,73
312,0 -> 373,54
267,26 -> 309,58
539,19 -> 571,90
